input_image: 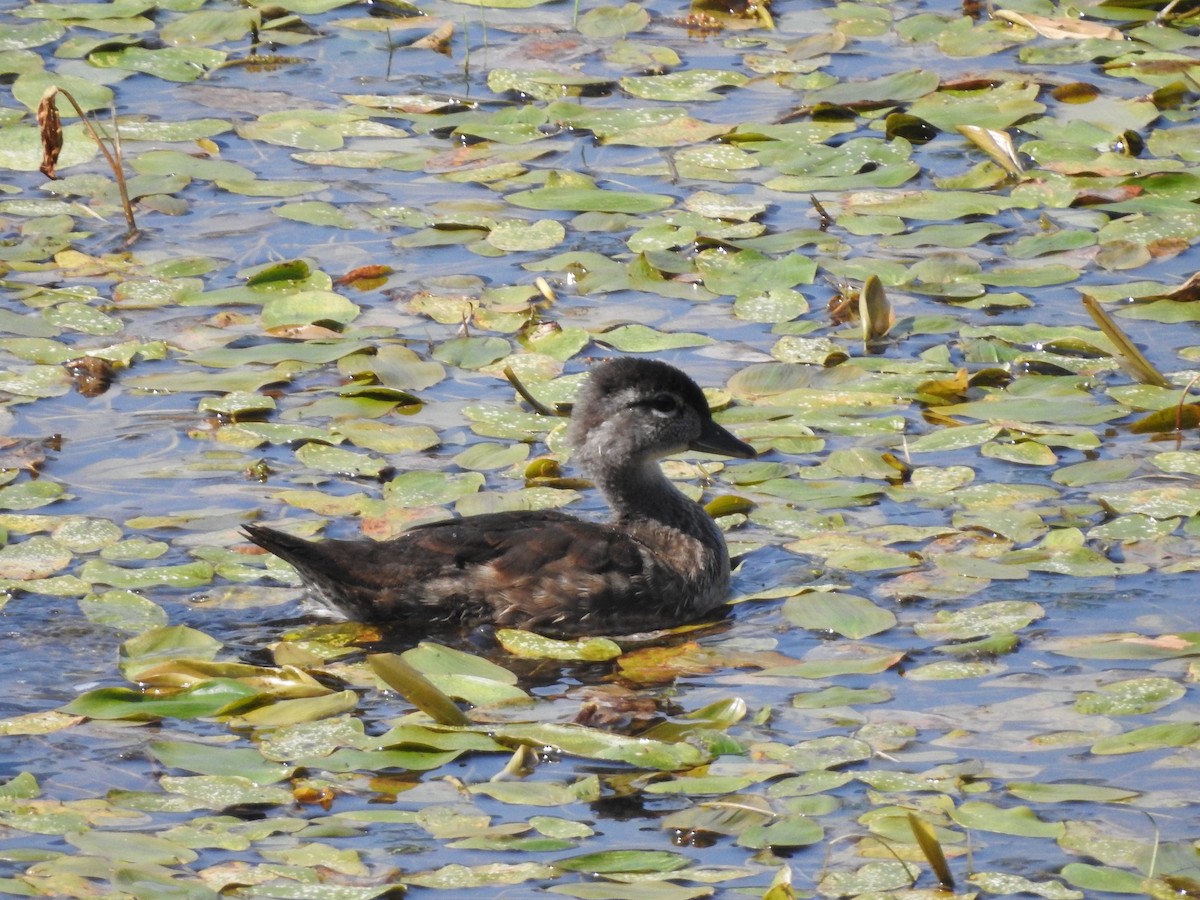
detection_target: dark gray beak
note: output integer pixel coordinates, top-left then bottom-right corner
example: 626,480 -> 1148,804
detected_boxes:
690,419 -> 756,459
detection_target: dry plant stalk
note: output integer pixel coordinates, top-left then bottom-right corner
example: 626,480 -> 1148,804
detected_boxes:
1080,294 -> 1169,387
37,86 -> 137,236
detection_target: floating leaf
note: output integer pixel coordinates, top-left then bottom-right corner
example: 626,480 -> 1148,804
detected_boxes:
62,679 -> 264,721
596,324 -> 714,352
496,629 -> 622,661
261,290 -> 360,328
553,850 -> 691,874
368,653 -> 470,726
950,801 -> 1065,839
79,559 -> 215,590
1090,722 -> 1200,755
782,591 -> 896,639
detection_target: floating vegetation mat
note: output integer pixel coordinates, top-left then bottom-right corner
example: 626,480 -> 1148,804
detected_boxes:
1,0 -> 1200,896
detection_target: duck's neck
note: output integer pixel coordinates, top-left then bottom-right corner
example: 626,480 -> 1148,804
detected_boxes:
595,460 -> 721,546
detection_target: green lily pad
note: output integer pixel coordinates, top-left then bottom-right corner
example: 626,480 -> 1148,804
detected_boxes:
621,70 -> 748,102
496,629 -> 622,661
62,679 -> 264,721
1090,722 -> 1200,755
782,592 -> 897,639
262,291 -> 360,328
89,46 -> 227,81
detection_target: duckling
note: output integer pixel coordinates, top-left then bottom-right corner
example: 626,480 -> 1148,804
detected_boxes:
242,357 -> 755,636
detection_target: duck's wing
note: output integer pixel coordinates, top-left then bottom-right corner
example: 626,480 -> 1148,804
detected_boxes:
242,512 -> 653,631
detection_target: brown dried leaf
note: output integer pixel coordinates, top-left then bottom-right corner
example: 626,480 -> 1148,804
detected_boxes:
860,274 -> 893,343
410,22 -> 454,55
334,265 -> 395,288
994,9 -> 1123,41
1070,185 -> 1143,207
265,324 -> 345,340
37,86 -> 62,180
1080,294 -> 1169,387
1151,272 -> 1200,302
957,125 -> 1024,177
64,356 -> 114,397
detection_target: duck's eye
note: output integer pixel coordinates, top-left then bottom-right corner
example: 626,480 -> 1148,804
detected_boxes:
647,393 -> 679,415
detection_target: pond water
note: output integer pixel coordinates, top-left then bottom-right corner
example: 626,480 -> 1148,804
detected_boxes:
2,0 -> 1200,896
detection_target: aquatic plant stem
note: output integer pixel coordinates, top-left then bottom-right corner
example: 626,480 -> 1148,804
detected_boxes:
42,87 -> 137,236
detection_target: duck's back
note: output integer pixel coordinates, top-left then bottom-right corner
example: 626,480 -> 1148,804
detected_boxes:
243,514 -> 715,636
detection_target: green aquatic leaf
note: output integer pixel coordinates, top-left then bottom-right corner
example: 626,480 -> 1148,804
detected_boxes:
793,686 -> 892,708
368,653 -> 470,727
133,148 -> 256,182
486,218 -> 565,251
1090,722 -> 1200,755
79,559 -> 215,590
553,849 -> 691,874
334,421 -> 440,454
228,690 -> 362,728
89,46 -> 226,81
1075,676 -> 1185,716
950,801 -> 1065,838
198,391 -> 276,418
452,441 -> 530,471
737,814 -> 824,849
778,735 -> 872,771
78,589 -> 168,632
159,8 -> 259,45
507,185 -> 674,214
404,862 -> 557,889
968,872 -> 1084,899
597,324 -> 714,352
11,71 -> 113,114
148,740 -> 294,784
1006,781 -> 1138,804
0,20 -> 64,50
62,679 -> 264,721
493,723 -> 705,770
782,591 -> 896,639
432,336 -> 511,369
696,248 -> 817,297
486,70 -> 616,103
621,69 -> 748,102
1044,632 -> 1200,660
0,481 -> 68,510
1093,486 -> 1200,519
0,535 -> 71,580
261,290 -> 360,328
496,629 -> 622,661
402,641 -> 519,683
905,659 -> 1003,680
294,442 -> 386,477
66,829 -> 197,865
577,3 -> 650,38
469,777 -> 602,807
1060,863 -> 1146,895
156,774 -> 293,809
385,470 -> 485,507
42,301 -> 122,335
274,199 -> 358,227
913,600 -> 1043,640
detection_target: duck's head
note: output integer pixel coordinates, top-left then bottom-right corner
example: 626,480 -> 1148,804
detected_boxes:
568,358 -> 756,476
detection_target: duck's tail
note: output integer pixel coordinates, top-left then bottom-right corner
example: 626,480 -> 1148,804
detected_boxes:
242,524 -> 372,621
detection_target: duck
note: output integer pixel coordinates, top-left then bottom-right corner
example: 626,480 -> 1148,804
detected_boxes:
242,357 -> 756,637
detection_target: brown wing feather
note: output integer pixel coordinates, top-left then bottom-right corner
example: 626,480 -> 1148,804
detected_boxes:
243,513 -> 657,633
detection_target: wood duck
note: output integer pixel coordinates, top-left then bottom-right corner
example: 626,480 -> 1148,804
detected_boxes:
243,357 -> 756,636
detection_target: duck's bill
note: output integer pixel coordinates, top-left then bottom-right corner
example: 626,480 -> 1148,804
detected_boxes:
691,419 -> 756,459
